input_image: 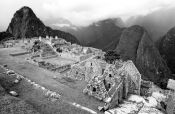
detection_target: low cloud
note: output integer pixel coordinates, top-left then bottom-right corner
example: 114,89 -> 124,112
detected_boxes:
126,6 -> 175,41
0,0 -> 175,30
42,0 -> 175,26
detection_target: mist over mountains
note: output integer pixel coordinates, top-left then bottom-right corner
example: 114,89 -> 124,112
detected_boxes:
1,6 -> 175,88
42,6 -> 175,87
126,6 -> 175,41
51,6 -> 175,44
48,18 -> 125,48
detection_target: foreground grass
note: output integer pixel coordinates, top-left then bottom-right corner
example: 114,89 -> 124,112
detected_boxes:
0,67 -> 91,114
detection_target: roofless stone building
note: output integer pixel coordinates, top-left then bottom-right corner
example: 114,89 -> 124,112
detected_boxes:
67,58 -> 141,109
30,36 -> 142,110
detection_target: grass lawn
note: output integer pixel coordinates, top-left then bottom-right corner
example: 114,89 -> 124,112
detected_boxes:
0,46 -> 104,114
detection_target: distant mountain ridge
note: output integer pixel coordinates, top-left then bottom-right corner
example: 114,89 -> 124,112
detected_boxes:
115,25 -> 171,88
50,17 -> 171,87
52,18 -> 125,48
86,18 -> 125,49
1,6 -> 79,44
126,6 -> 175,42
0,6 -> 172,88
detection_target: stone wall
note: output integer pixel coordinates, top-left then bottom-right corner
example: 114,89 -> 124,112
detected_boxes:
79,53 -> 93,61
83,77 -> 108,100
118,61 -> 141,95
108,80 -> 124,109
67,66 -> 85,80
38,61 -> 71,73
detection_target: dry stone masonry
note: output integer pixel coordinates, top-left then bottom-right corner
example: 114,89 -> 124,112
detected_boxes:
29,36 -> 142,109
4,36 -> 172,113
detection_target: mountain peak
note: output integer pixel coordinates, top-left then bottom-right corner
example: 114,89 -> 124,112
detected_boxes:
115,25 -> 170,88
21,6 -> 32,10
94,18 -> 125,28
14,6 -> 36,19
5,6 -> 79,43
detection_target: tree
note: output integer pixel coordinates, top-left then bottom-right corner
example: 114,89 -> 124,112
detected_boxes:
104,50 -> 120,64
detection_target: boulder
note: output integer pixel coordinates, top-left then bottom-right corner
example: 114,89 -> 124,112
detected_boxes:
9,91 -> 18,97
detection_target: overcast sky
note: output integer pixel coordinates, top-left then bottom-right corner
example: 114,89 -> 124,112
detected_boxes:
0,0 -> 175,31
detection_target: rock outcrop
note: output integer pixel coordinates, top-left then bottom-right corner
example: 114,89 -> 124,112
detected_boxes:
157,27 -> 175,75
6,6 -> 79,44
115,25 -> 170,88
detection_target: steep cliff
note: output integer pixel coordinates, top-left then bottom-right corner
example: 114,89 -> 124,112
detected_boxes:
115,25 -> 170,88
157,27 -> 175,75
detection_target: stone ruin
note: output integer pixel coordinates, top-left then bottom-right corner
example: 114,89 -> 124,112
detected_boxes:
85,60 -> 141,109
65,57 -> 141,109
30,36 -> 105,63
28,37 -> 142,109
